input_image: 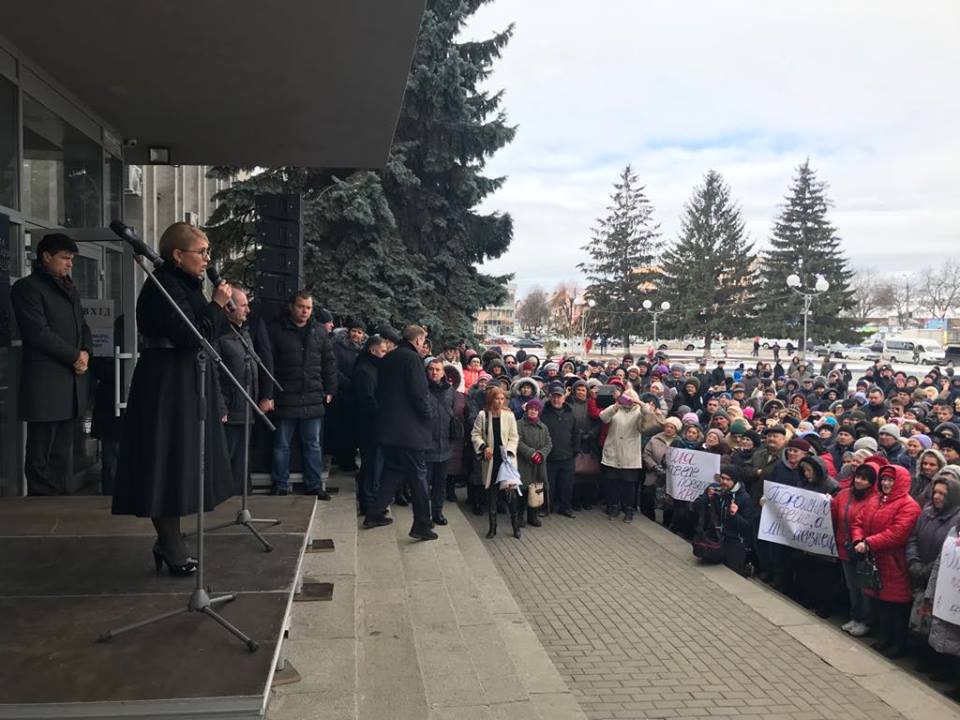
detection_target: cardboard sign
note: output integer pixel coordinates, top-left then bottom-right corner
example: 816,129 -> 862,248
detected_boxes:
758,480 -> 837,557
933,529 -> 960,624
665,447 -> 720,502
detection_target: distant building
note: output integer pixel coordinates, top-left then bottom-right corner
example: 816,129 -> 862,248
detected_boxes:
475,282 -> 518,337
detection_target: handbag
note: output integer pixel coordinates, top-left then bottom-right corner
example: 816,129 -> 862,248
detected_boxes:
574,452 -> 601,476
527,481 -> 545,508
853,551 -> 883,591
693,536 -> 724,563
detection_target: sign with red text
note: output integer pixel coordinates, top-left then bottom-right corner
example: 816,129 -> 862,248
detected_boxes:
665,447 -> 720,502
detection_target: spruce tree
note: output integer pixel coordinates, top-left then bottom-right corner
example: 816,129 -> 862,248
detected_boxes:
206,0 -> 516,340
757,160 -> 857,343
659,170 -> 756,350
579,165 -> 662,350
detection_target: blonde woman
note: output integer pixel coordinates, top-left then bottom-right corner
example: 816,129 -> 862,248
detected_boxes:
471,386 -> 519,538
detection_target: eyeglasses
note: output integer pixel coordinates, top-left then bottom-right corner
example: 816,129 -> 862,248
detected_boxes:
180,248 -> 212,258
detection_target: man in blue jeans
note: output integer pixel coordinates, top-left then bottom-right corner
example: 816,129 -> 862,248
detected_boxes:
260,291 -> 338,497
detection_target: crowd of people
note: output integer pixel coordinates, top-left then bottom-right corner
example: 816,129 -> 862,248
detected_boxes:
13,224 -> 960,695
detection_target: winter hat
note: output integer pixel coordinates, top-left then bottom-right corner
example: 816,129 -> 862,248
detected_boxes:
852,448 -> 875,465
477,371 -> 492,382
853,392 -> 867,406
914,434 -> 933,450
607,377 -> 626,389
521,360 -> 536,372
664,416 -> 683,431
744,430 -> 763,447
586,378 -> 603,389
670,363 -> 686,374
548,381 -> 566,396
878,423 -> 901,440
380,325 -> 403,345
523,398 -> 543,414
730,419 -> 750,435
819,415 -> 838,428
787,438 -> 811,452
640,392 -> 660,405
742,406 -> 755,420
316,307 -> 334,324
619,388 -> 640,405
543,362 -> 560,373
853,436 -> 878,452
706,428 -> 725,443
682,412 -> 700,425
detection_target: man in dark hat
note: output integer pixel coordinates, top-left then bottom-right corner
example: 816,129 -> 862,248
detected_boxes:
540,381 -> 581,517
11,233 -> 93,495
329,318 -> 367,472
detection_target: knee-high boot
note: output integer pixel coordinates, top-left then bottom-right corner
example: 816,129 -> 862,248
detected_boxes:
509,492 -> 522,539
486,486 -> 498,539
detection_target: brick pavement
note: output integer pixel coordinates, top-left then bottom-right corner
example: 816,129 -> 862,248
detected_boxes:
465,507 -> 910,720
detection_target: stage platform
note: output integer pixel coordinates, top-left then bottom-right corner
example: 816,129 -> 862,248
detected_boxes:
0,495 -> 317,720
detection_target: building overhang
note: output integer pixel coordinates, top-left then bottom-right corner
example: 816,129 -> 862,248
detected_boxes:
0,0 -> 425,168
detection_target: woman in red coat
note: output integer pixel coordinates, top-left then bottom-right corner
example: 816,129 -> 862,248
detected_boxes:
851,464 -> 921,658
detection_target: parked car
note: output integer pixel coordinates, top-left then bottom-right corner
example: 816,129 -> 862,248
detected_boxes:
851,345 -> 882,361
681,338 -> 727,352
876,337 -> 944,364
815,342 -> 853,359
759,337 -> 796,349
513,338 -> 544,349
945,344 -> 960,366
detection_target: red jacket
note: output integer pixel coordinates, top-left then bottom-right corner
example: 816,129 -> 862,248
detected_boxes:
851,464 -> 921,603
818,452 -> 838,479
831,456 -> 886,562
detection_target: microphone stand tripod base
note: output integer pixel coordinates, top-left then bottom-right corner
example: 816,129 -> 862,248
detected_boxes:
205,507 -> 281,553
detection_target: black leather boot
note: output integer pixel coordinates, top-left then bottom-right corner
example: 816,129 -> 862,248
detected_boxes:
486,512 -> 497,539
527,507 -> 542,527
511,503 -> 522,540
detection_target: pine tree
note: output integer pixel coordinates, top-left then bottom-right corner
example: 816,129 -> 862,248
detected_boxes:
206,0 -> 516,341
578,165 -> 661,350
659,170 -> 756,350
757,160 -> 857,343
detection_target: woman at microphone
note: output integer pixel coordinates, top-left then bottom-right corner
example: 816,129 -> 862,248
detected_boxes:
112,222 -> 234,575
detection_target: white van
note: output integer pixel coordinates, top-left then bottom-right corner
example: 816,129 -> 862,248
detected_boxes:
879,337 -> 944,365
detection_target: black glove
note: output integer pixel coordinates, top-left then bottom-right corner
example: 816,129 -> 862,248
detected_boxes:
909,562 -> 927,589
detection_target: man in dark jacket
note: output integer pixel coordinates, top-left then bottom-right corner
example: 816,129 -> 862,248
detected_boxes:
425,357 -> 455,526
363,325 -> 436,540
353,334 -> 386,516
213,287 -> 261,495
261,291 -> 338,497
541,382 -> 581,517
328,320 -> 365,471
11,233 -> 93,495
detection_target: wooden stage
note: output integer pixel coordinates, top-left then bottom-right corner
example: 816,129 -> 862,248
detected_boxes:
0,495 -> 317,719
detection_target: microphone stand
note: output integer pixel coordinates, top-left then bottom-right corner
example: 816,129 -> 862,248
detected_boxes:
204,323 -> 283,551
97,255 -> 275,652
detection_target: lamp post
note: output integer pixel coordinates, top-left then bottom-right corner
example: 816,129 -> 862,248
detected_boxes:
641,299 -> 670,346
786,273 -> 829,362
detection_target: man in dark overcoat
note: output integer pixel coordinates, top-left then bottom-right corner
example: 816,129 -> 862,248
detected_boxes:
11,233 -> 92,495
363,325 -> 436,540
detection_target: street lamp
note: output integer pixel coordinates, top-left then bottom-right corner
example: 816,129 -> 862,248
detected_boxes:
641,299 -> 670,346
786,273 -> 829,362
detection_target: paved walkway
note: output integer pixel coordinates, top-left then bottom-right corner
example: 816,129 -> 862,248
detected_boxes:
465,505 -> 960,720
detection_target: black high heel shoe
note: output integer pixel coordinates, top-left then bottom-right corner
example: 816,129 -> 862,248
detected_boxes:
152,545 -> 198,576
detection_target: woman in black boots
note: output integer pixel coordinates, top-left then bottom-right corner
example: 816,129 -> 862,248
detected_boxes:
471,386 -> 519,538
516,398 -> 552,534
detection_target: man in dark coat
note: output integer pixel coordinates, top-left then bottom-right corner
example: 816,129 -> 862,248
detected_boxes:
213,288 -> 261,495
10,233 -> 92,495
352,334 -> 387,516
425,357 -> 455,526
261,291 -> 338,497
363,325 -> 436,540
541,382 -> 581,517
328,320 -> 365,471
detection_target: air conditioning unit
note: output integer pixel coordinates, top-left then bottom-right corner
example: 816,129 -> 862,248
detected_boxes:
124,165 -> 143,196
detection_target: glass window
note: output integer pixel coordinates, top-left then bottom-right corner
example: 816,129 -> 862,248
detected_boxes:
104,154 -> 122,224
0,75 -> 16,210
71,254 -> 99,299
22,94 -> 101,227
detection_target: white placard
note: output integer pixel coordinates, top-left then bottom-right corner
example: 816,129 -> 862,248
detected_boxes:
758,480 -> 838,557
81,299 -> 115,357
933,529 -> 960,624
665,447 -> 721,502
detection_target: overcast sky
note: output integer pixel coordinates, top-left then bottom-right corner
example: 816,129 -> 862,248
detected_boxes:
464,1 -> 960,297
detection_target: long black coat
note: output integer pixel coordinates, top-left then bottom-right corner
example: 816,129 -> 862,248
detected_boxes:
351,349 -> 380,440
213,323 -> 259,425
375,341 -> 432,450
11,268 -> 92,422
425,379 -> 455,463
264,316 -> 338,419
112,265 -> 233,517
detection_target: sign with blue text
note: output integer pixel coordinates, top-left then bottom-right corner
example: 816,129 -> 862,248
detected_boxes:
758,481 -> 837,557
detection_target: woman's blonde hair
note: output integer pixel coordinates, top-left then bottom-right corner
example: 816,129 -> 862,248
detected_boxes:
159,222 -> 207,262
484,386 -> 506,412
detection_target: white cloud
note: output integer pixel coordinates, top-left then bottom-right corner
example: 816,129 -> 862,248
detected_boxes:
464,0 -> 960,295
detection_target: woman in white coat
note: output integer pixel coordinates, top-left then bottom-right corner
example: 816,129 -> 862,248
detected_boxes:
600,388 -> 662,522
471,386 -> 519,538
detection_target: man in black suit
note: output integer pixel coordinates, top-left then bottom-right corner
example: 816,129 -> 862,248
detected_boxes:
363,324 -> 436,540
11,233 -> 92,495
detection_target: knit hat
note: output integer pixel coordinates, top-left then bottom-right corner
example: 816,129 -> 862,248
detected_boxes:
670,363 -> 686,373
853,436 -> 878,452
706,428 -> 725,443
914,434 -> 933,450
523,398 -> 543,413
682,412 -> 700,425
852,448 -> 875,464
878,423 -> 900,439
742,406 -> 755,420
477,371 -> 492,382
379,324 -> 402,344
521,360 -> 535,372
316,307 -> 334,324
729,419 -> 750,436
664,416 -> 683,431
586,378 -> 603,389
548,381 -> 565,396
543,362 -> 560,373
744,430 -> 762,447
787,438 -> 811,452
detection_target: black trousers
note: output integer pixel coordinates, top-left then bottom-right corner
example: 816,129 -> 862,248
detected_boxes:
223,424 -> 249,496
426,460 -> 449,516
873,599 -> 910,651
603,467 -> 640,511
369,445 -> 431,529
547,458 -> 574,512
25,419 -> 75,496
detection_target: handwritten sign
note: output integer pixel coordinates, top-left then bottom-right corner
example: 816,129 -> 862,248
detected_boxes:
81,299 -> 115,357
933,529 -> 960,624
665,447 -> 720,502
758,481 -> 837,557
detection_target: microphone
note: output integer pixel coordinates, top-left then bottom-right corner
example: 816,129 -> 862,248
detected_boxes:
109,220 -> 163,267
206,265 -> 236,313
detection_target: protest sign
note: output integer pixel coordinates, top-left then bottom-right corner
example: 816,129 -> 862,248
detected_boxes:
758,480 -> 837,557
933,529 -> 960,624
665,447 -> 720,502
